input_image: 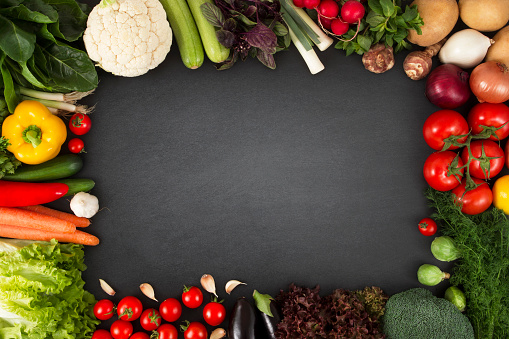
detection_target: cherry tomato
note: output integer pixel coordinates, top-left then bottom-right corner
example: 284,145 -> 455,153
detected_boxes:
423,151 -> 464,191
117,296 -> 143,321
94,299 -> 115,321
139,308 -> 162,331
452,178 -> 493,215
110,319 -> 133,339
418,218 -> 437,236
159,298 -> 182,322
182,286 -> 203,309
130,332 -> 150,339
423,109 -> 469,151
69,113 -> 92,135
183,321 -> 207,339
92,329 -> 113,339
461,139 -> 505,180
467,102 -> 509,141
68,138 -> 85,153
155,324 -> 178,339
203,301 -> 226,326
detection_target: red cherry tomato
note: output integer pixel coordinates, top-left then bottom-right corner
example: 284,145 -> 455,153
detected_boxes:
160,298 -> 182,322
68,138 -> 85,153
467,102 -> 509,141
155,324 -> 178,339
461,139 -> 505,179
110,320 -> 133,339
69,113 -> 92,135
183,321 -> 207,339
203,301 -> 226,326
423,109 -> 469,151
94,299 -> 115,321
452,178 -> 493,215
117,296 -> 143,321
139,308 -> 162,331
130,332 -> 150,339
418,218 -> 437,236
182,286 -> 203,309
423,151 -> 464,191
92,329 -> 113,339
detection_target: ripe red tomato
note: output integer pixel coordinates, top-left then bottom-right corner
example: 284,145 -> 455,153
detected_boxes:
423,151 -> 464,191
69,113 -> 92,135
155,324 -> 178,339
140,308 -> 162,331
183,322 -> 207,339
159,298 -> 182,322
418,218 -> 437,236
68,138 -> 85,154
461,139 -> 505,179
94,299 -> 115,321
467,102 -> 509,141
110,320 -> 133,339
182,286 -> 203,309
117,296 -> 143,321
423,109 -> 469,151
130,332 -> 150,339
92,329 -> 113,339
452,178 -> 493,215
203,301 -> 226,326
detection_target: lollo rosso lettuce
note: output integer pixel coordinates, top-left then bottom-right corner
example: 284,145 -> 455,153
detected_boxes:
0,238 -> 99,338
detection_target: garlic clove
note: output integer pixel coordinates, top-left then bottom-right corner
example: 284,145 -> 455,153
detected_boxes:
200,274 -> 217,297
225,280 -> 247,294
210,328 -> 226,339
140,283 -> 158,302
99,279 -> 116,296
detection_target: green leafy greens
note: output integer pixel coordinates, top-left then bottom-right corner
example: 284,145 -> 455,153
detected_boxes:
0,98 -> 21,178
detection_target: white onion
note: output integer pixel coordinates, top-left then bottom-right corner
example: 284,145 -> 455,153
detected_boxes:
439,29 -> 494,69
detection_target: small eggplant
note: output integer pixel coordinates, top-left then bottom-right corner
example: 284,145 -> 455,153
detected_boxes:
258,300 -> 281,339
228,297 -> 256,339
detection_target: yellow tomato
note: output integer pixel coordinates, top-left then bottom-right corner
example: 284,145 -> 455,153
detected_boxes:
492,175 -> 509,214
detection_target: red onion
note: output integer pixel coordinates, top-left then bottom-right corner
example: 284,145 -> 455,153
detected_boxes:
425,64 -> 471,109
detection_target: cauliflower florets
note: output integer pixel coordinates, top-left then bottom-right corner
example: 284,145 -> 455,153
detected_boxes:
83,0 -> 172,77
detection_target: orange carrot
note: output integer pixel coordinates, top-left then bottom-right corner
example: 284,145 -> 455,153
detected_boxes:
0,207 -> 76,233
19,205 -> 91,228
0,224 -> 99,246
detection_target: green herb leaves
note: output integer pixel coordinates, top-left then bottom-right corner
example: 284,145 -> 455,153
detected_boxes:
335,0 -> 423,56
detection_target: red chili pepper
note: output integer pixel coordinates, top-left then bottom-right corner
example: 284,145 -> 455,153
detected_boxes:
0,181 -> 68,207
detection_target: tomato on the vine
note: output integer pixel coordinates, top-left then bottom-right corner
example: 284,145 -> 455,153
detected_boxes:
182,286 -> 203,309
130,332 -> 150,339
423,151 -> 464,191
69,113 -> 92,135
423,109 -> 469,151
68,138 -> 85,154
160,298 -> 182,322
467,102 -> 509,141
203,300 -> 226,326
140,308 -> 162,331
182,321 -> 207,339
92,329 -> 113,339
117,296 -> 143,321
461,139 -> 505,180
418,217 -> 437,236
110,319 -> 133,339
154,324 -> 178,339
452,178 -> 493,215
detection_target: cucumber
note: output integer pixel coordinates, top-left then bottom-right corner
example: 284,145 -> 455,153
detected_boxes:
187,0 -> 230,63
159,0 -> 204,69
3,154 -> 83,182
48,178 -> 95,196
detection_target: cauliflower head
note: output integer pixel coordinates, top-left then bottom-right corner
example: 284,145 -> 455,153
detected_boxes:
83,0 -> 172,77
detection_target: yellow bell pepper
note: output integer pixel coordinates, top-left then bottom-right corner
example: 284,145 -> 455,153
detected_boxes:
1,100 -> 67,165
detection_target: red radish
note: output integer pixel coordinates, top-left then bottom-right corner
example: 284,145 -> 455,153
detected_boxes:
293,0 -> 305,7
341,0 -> 365,24
303,0 -> 320,9
318,0 -> 340,19
320,17 -> 333,30
331,18 -> 349,35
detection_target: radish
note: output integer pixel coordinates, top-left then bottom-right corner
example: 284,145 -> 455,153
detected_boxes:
293,0 -> 305,7
331,18 -> 349,35
319,16 -> 333,30
317,0 -> 339,19
341,0 -> 365,24
303,0 -> 320,9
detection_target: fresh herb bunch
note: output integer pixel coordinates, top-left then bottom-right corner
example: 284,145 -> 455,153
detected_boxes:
426,188 -> 509,339
335,0 -> 423,56
0,98 -> 21,178
201,0 -> 290,70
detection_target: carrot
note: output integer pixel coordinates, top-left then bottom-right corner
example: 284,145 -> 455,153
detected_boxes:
19,205 -> 91,228
0,206 -> 76,233
0,224 -> 99,246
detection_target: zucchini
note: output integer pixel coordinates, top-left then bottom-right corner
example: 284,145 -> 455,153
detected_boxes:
187,0 -> 230,63
48,178 -> 95,196
2,154 -> 83,182
159,0 -> 204,69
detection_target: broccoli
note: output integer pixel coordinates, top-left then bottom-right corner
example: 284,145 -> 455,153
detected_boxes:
382,288 -> 474,339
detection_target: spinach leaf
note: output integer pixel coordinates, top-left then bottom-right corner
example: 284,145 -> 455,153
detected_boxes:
45,0 -> 89,42
0,53 -> 19,113
0,14 -> 36,63
0,0 -> 58,24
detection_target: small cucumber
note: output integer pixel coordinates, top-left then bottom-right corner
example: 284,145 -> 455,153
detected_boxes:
159,0 -> 204,69
48,178 -> 95,196
187,0 -> 230,63
2,154 -> 83,182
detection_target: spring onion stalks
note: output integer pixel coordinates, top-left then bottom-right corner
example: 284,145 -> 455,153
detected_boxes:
21,96 -> 92,115
19,87 -> 95,102
288,25 -> 324,74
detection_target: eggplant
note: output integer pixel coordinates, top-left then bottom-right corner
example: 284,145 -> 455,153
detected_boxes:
257,300 -> 281,339
228,297 -> 256,339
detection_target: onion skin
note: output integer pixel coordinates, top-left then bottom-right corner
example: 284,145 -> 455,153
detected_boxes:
425,64 -> 471,109
470,61 -> 509,104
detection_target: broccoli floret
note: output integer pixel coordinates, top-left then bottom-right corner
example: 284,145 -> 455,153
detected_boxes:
382,288 -> 474,339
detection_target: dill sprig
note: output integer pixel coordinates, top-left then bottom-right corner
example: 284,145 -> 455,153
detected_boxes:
425,187 -> 509,339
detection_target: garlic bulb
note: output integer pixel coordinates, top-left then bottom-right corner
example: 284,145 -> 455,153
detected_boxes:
439,29 -> 494,69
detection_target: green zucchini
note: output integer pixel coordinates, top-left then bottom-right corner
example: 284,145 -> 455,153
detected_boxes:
159,0 -> 204,69
48,178 -> 95,196
3,154 -> 83,182
187,0 -> 230,63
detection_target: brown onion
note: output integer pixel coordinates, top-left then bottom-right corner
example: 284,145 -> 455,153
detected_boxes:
470,61 -> 509,103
